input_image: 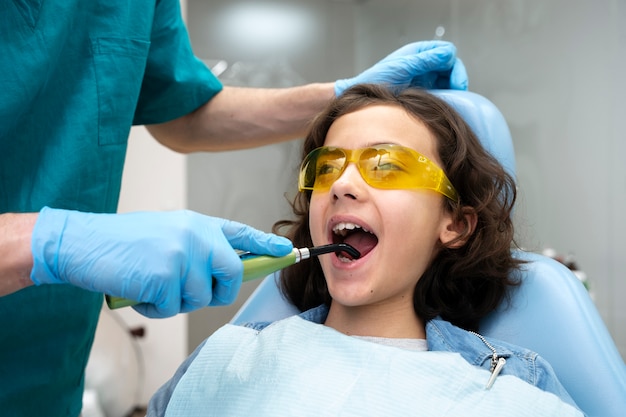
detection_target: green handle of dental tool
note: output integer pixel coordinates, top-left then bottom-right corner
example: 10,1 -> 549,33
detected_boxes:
240,250 -> 297,282
105,250 -> 298,310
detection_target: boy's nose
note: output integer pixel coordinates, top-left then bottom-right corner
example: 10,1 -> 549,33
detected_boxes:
330,163 -> 366,200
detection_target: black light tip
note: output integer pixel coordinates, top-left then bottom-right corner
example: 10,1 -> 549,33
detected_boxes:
334,243 -> 361,259
308,243 -> 361,259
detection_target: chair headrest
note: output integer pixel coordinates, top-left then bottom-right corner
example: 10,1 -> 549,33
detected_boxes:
431,90 -> 516,177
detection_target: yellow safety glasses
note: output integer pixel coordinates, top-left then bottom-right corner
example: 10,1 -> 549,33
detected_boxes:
298,144 -> 458,201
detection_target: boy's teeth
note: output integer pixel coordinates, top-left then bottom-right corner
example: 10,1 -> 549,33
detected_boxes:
333,222 -> 369,235
337,253 -> 354,263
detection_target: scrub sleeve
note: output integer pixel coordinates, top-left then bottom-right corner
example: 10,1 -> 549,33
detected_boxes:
0,1 -> 222,416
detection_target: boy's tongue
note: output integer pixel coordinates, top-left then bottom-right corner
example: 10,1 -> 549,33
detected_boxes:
343,231 -> 377,258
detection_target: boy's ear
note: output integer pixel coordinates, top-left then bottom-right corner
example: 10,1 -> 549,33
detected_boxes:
440,207 -> 477,248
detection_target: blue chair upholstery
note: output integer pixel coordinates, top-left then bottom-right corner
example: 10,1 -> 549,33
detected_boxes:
231,90 -> 626,417
481,250 -> 626,417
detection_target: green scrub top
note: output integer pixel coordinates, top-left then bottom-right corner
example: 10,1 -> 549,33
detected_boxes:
0,1 -> 222,416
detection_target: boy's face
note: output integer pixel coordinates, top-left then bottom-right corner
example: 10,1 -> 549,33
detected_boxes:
309,104 -> 459,317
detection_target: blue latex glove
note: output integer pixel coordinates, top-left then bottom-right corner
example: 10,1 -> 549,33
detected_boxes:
30,207 -> 293,318
334,40 -> 468,96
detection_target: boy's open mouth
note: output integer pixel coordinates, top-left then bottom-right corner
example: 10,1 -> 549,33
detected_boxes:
332,222 -> 378,261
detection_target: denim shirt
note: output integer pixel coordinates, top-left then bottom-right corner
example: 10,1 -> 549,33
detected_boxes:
148,305 -> 580,416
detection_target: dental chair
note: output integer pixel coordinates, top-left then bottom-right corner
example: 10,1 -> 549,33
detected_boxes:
231,90 -> 626,417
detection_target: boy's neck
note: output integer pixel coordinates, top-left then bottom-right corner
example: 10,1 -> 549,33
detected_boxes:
324,301 -> 426,340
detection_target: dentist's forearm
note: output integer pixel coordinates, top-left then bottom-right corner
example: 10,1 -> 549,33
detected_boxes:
0,212 -> 37,296
147,84 -> 335,153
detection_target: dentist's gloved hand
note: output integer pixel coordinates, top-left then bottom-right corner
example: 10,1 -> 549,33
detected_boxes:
334,40 -> 468,96
30,207 -> 293,318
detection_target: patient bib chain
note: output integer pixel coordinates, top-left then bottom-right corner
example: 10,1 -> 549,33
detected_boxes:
469,330 -> 507,390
